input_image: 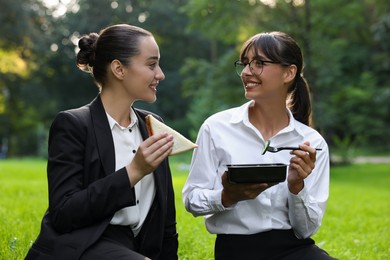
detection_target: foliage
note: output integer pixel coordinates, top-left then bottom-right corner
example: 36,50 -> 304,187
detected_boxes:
0,0 -> 389,156
0,0 -> 55,157
1,158 -> 389,259
181,51 -> 245,138
182,0 -> 390,149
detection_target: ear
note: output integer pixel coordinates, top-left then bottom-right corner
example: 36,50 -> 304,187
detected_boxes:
110,59 -> 125,80
284,64 -> 297,85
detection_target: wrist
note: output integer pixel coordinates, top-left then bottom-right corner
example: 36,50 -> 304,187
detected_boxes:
126,164 -> 143,188
221,190 -> 235,207
288,181 -> 304,195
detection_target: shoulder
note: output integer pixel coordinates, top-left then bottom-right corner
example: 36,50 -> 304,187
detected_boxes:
203,107 -> 239,126
294,120 -> 328,148
49,102 -> 96,136
196,106 -> 241,140
54,104 -> 91,124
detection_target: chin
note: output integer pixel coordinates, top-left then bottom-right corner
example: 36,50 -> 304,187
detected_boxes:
146,96 -> 157,103
244,92 -> 255,100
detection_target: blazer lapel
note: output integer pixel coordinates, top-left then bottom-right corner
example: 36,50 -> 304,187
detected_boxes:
134,109 -> 165,204
135,108 -> 149,141
89,95 -> 115,175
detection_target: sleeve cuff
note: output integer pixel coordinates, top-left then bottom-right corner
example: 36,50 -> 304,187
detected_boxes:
209,189 -> 237,212
288,185 -> 309,204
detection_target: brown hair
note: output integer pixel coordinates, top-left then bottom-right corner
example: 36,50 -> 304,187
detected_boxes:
240,31 -> 312,126
76,24 -> 152,89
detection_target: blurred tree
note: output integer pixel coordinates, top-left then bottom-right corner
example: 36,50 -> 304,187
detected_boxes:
0,0 -> 211,157
42,0 -> 211,138
181,0 -> 390,151
1,0 -> 389,156
0,0 -> 54,156
310,0 -> 390,151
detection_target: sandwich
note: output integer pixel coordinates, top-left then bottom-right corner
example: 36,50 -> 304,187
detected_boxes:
145,114 -> 198,155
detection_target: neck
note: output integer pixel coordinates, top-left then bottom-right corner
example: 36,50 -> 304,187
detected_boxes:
100,90 -> 134,127
249,102 -> 289,141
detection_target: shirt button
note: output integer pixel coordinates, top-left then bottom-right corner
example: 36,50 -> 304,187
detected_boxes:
132,150 -> 136,154
137,200 -> 139,204
129,129 -> 132,132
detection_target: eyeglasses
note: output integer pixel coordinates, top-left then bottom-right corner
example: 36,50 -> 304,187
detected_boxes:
234,59 -> 282,76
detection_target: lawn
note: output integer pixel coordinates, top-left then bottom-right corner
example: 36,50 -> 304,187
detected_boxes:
0,157 -> 389,259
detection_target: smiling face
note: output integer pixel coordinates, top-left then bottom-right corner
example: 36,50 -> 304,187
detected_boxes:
122,36 -> 165,103
240,47 -> 288,102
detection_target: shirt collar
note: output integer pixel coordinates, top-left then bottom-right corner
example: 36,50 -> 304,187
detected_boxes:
230,100 -> 252,124
106,107 -> 139,130
229,100 -> 306,138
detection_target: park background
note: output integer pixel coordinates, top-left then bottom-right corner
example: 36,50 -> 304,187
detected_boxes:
0,0 -> 389,259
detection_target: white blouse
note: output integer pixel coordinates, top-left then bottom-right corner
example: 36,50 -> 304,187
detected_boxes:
107,108 -> 155,237
182,101 -> 330,239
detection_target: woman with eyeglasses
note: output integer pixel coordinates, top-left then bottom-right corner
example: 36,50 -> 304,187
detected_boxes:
182,32 -> 336,259
25,24 -> 178,260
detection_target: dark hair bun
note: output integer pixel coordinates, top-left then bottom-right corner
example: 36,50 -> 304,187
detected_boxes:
76,32 -> 99,72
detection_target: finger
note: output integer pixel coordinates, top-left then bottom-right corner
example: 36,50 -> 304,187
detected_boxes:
291,146 -> 316,168
289,162 -> 309,179
299,142 -> 317,162
290,150 -> 313,168
144,132 -> 171,148
221,171 -> 229,184
291,155 -> 313,174
147,139 -> 174,164
151,150 -> 172,168
145,134 -> 174,156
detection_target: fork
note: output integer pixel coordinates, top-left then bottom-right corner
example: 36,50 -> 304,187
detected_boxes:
266,146 -> 322,153
261,140 -> 322,155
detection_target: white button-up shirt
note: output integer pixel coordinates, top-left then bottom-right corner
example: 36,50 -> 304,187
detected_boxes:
182,101 -> 330,239
108,108 -> 155,237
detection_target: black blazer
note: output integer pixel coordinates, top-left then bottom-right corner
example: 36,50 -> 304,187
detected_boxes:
26,95 -> 178,260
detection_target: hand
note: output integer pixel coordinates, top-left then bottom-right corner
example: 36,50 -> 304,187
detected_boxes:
221,171 -> 271,207
287,141 -> 317,194
126,132 -> 174,187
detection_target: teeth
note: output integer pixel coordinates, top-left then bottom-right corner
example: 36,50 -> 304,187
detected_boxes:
246,83 -> 259,87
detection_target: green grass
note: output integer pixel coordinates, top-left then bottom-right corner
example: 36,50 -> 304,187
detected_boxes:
1,157 -> 389,259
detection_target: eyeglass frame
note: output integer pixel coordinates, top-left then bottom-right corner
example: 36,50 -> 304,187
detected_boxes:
234,59 -> 290,76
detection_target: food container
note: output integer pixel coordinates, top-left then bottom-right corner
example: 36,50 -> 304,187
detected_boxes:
227,163 -> 287,183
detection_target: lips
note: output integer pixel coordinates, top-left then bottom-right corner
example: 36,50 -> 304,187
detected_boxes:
150,81 -> 159,92
245,82 -> 260,90
150,86 -> 157,93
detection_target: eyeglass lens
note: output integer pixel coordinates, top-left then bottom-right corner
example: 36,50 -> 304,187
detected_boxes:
235,60 -> 264,76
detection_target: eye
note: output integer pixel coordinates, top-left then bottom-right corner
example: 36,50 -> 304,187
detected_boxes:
240,59 -> 249,66
149,62 -> 157,69
252,60 -> 263,68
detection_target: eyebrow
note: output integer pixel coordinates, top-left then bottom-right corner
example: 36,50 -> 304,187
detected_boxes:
253,54 -> 268,60
242,53 -> 267,61
147,56 -> 159,61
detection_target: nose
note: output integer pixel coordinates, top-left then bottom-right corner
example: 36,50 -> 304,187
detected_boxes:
241,63 -> 252,76
156,66 -> 165,81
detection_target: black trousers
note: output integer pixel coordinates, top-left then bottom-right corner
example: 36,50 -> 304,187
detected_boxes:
80,225 -> 147,260
215,229 -> 337,260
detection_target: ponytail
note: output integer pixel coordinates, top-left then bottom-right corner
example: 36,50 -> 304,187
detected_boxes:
287,74 -> 312,126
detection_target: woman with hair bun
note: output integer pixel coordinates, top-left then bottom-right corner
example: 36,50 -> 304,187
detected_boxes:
25,24 -> 178,260
183,32 -> 336,259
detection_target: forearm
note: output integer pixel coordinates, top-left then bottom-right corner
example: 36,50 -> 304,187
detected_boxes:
287,188 -> 324,238
184,188 -> 226,217
49,167 -> 136,233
